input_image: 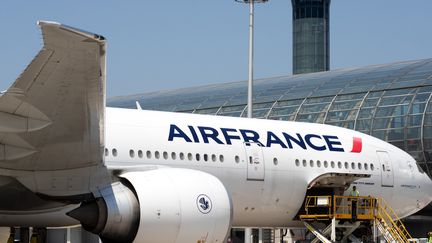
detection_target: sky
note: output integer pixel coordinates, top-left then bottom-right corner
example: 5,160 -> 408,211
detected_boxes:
0,1 -> 431,97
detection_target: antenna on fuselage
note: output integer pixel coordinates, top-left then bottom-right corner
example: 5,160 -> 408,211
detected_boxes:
135,101 -> 142,110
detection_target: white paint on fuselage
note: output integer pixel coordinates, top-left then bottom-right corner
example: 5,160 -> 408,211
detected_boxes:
104,108 -> 432,227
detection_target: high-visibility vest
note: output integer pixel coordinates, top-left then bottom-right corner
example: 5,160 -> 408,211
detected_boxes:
350,190 -> 359,197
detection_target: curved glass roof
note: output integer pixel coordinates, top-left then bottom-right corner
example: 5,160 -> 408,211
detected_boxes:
108,58 -> 432,175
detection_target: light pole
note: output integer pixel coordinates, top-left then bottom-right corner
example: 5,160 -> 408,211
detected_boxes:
234,2 -> 268,242
236,0 -> 268,118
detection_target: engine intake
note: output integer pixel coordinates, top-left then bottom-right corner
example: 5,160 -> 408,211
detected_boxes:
68,168 -> 232,243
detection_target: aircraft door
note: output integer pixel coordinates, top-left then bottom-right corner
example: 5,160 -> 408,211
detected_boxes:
377,151 -> 394,187
244,142 -> 265,181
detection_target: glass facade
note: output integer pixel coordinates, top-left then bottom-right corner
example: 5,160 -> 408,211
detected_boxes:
108,58 -> 432,176
292,0 -> 330,74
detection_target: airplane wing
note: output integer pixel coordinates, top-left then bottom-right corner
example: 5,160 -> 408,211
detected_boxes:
0,21 -> 108,198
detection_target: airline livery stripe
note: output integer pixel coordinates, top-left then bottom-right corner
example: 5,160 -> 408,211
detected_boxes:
351,137 -> 362,153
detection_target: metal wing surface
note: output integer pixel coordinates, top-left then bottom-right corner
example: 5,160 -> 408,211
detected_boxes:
0,21 -> 106,172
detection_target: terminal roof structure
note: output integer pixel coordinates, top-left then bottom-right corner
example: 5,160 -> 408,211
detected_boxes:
109,58 -> 432,175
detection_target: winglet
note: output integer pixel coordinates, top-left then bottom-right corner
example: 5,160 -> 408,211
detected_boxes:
37,20 -> 60,26
37,20 -> 106,43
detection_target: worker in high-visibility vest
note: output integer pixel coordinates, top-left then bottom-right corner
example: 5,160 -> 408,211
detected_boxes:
428,232 -> 432,243
350,186 -> 360,221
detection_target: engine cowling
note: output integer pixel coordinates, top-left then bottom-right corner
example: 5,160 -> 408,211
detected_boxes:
68,168 -> 232,243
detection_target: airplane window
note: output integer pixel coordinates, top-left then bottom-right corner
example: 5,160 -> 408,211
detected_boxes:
358,163 -> 362,170
155,151 -> 160,159
219,155 -> 224,162
171,152 -> 176,160
196,153 -> 201,161
212,154 -> 217,162
179,152 -> 185,160
331,161 -> 335,168
163,151 -> 168,160
138,150 -> 143,158
324,160 -> 328,168
344,162 -> 349,169
129,149 -> 135,158
351,162 -> 355,169
364,163 -> 368,170
337,161 -> 342,169
112,149 -> 118,157
235,156 -> 240,163
302,159 -> 307,167
295,159 -> 300,166
188,153 -> 193,161
416,163 -> 425,174
204,154 -> 208,162
104,148 -> 109,156
146,150 -> 152,159
317,160 -> 321,167
370,164 -> 375,170
273,158 -> 278,165
309,160 -> 314,167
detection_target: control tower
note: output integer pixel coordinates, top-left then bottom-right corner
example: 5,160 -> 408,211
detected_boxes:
292,0 -> 330,74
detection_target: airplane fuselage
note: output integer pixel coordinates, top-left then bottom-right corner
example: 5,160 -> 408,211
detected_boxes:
104,107 -> 432,227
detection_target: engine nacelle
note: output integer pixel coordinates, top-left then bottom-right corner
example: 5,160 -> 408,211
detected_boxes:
68,168 -> 232,243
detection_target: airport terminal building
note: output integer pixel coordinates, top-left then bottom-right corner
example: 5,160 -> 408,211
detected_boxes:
109,58 -> 432,177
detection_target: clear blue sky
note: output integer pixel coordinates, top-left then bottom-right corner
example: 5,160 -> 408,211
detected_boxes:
1,1 -> 431,97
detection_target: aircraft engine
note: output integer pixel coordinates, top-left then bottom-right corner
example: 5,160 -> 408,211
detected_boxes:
68,168 -> 232,243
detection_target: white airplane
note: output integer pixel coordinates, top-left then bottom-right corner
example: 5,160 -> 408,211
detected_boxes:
0,21 -> 431,243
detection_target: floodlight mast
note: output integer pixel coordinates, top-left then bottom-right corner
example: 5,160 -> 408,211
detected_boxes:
236,0 -> 268,119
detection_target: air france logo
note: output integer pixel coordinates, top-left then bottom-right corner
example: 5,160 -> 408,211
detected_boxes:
197,194 -> 212,214
168,124 -> 362,153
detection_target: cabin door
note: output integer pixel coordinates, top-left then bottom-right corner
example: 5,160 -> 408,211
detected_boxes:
377,151 -> 394,187
244,142 -> 265,181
